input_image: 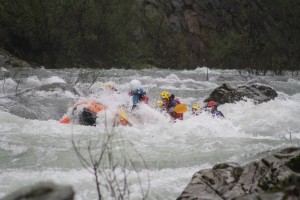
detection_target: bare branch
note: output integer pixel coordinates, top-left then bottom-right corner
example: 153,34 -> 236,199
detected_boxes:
88,71 -> 101,89
93,164 -> 102,200
72,139 -> 93,173
282,130 -> 300,147
15,70 -> 23,95
72,115 -> 150,200
2,74 -> 7,95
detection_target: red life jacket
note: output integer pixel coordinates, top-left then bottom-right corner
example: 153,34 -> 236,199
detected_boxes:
141,94 -> 149,104
165,98 -> 181,109
174,98 -> 181,104
166,98 -> 183,120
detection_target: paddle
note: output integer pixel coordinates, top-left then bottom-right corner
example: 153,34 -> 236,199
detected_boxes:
173,104 -> 188,114
119,108 -> 132,126
119,108 -> 128,121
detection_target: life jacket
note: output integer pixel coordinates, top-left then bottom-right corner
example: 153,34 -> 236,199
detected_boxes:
130,89 -> 148,105
192,110 -> 202,116
170,112 -> 183,120
165,98 -> 180,109
84,101 -> 105,113
166,98 -> 183,120
212,110 -> 225,118
141,94 -> 149,104
174,98 -> 181,105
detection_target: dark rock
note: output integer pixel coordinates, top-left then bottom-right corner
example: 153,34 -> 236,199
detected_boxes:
204,83 -> 278,104
235,192 -> 284,200
1,182 -> 74,200
0,55 -> 6,66
177,148 -> 300,200
0,50 -> 31,68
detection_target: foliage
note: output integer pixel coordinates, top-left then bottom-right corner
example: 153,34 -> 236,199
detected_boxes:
0,0 -> 300,71
207,0 -> 300,73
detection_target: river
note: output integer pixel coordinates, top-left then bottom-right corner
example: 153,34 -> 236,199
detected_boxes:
0,67 -> 300,199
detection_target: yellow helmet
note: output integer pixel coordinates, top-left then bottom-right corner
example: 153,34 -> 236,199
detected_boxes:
160,91 -> 170,100
104,82 -> 115,90
192,103 -> 201,110
156,99 -> 164,107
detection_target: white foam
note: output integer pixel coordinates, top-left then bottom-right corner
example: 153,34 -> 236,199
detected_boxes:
41,76 -> 66,84
1,68 -> 300,200
0,78 -> 17,95
1,67 -> 8,72
0,140 -> 27,155
23,76 -> 42,88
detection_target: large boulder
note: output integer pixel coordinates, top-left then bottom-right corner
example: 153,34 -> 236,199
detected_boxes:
1,182 -> 74,200
177,147 -> 300,200
205,83 -> 278,104
1,82 -> 79,120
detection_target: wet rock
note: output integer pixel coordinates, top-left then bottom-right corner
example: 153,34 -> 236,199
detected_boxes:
14,82 -> 81,97
204,83 -> 278,104
177,148 -> 300,200
35,82 -> 81,96
2,82 -> 79,120
1,181 -> 74,200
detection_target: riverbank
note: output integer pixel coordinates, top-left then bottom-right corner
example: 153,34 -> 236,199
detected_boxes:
0,48 -> 32,68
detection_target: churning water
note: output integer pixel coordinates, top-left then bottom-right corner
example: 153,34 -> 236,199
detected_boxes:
0,67 -> 300,199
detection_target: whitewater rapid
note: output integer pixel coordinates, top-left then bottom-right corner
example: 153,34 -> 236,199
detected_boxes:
0,67 -> 300,199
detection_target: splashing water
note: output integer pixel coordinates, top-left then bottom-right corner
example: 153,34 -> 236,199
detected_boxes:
0,67 -> 300,199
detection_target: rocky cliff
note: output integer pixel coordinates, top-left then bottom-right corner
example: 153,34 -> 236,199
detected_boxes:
1,0 -> 299,69
142,0 -> 299,70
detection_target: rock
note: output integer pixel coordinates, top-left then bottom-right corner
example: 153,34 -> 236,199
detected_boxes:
204,83 -> 278,104
36,82 -> 81,96
0,50 -> 31,68
1,181 -> 74,200
177,162 -> 244,200
139,0 -> 282,67
235,192 -> 284,200
177,148 -> 300,200
15,82 -> 81,97
0,55 -> 6,66
3,82 -> 79,120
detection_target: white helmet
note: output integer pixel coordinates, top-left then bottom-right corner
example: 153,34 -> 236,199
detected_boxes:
130,79 -> 141,91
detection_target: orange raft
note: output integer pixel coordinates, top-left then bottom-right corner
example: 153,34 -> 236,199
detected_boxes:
60,100 -> 130,126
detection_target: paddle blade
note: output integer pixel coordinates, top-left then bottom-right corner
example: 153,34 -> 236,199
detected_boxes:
174,104 -> 188,113
60,117 -> 71,124
118,108 -> 132,126
119,108 -> 128,121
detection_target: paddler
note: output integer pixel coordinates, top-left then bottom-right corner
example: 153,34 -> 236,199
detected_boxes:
160,91 -> 184,120
155,99 -> 165,112
191,103 -> 202,116
60,100 -> 105,126
204,101 -> 225,118
104,81 -> 117,92
129,79 -> 149,109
